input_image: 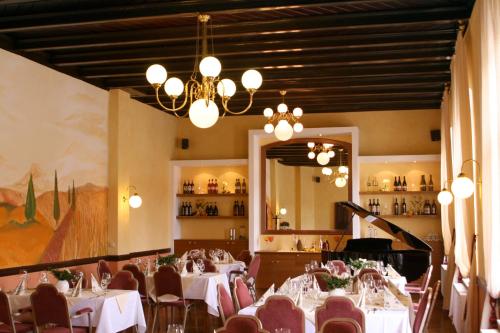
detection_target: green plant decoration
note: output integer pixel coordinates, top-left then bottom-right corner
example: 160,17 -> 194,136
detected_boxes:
323,275 -> 351,290
53,171 -> 60,222
157,254 -> 177,266
24,174 -> 36,222
348,258 -> 365,270
50,269 -> 75,281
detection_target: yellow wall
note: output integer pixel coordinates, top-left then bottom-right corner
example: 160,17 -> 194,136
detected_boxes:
175,110 -> 441,160
108,90 -> 177,254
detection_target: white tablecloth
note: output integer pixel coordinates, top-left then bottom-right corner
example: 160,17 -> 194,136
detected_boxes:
214,261 -> 245,278
147,272 -> 230,316
450,282 -> 468,333
386,276 -> 407,294
441,264 -> 448,296
9,289 -> 146,333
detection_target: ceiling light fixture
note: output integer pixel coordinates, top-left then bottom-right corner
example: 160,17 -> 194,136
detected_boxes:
145,14 -> 262,129
322,148 -> 349,188
307,142 -> 335,165
438,159 -> 481,205
263,90 -> 304,141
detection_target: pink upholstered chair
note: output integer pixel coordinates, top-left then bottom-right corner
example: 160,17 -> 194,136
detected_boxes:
122,263 -> 151,324
422,281 -> 440,332
236,250 -> 252,267
30,284 -> 92,333
360,272 -> 387,287
233,277 -> 254,311
152,265 -> 192,331
230,255 -> 261,300
97,260 -> 112,281
406,265 -> 433,304
256,295 -> 305,333
0,290 -> 33,333
412,287 -> 433,333
107,270 -> 138,291
328,260 -> 348,274
357,268 -> 379,280
315,296 -> 365,332
186,259 -> 217,273
319,318 -> 362,333
217,284 -> 235,324
313,272 -> 331,292
215,315 -> 268,333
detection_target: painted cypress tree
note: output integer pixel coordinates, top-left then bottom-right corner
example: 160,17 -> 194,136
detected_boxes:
53,171 -> 60,222
68,185 -> 71,204
71,180 -> 76,209
24,174 -> 36,222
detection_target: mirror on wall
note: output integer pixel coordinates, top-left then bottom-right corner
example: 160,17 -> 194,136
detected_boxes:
261,137 -> 352,234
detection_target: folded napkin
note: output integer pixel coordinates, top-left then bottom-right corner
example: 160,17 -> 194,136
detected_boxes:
278,278 -> 291,293
71,277 -> 83,297
256,284 -> 275,306
90,273 -> 103,292
387,264 -> 402,278
180,252 -> 188,261
192,262 -> 201,274
181,264 -> 188,277
14,273 -> 27,295
321,262 -> 329,270
295,290 -> 302,307
313,275 -> 321,291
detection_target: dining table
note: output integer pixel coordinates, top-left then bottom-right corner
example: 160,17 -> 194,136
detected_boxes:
239,275 -> 414,333
8,289 -> 146,333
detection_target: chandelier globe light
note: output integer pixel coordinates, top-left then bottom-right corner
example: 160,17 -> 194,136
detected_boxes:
437,187 -> 453,205
451,173 -> 475,199
146,14 -> 262,129
307,142 -> 336,166
321,148 -> 349,188
263,90 -> 304,141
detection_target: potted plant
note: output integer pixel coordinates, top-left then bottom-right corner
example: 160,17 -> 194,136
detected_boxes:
50,269 -> 75,293
323,275 -> 351,296
348,258 -> 367,276
157,254 -> 178,266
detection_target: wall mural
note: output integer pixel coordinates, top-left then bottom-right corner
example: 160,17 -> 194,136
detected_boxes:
0,49 -> 109,268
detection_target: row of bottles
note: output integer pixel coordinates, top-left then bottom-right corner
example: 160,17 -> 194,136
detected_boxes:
182,180 -> 195,194
366,174 -> 435,192
207,179 -> 219,193
423,200 -> 438,215
235,178 -> 247,194
205,202 -> 219,216
179,202 -> 193,216
392,176 -> 408,191
392,198 -> 407,215
233,201 -> 246,217
368,199 -> 381,215
419,175 -> 434,191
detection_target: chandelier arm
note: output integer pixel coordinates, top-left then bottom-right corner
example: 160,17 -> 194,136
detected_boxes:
221,91 -> 255,115
154,83 -> 191,112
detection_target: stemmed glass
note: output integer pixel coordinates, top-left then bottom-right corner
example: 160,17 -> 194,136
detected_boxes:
196,259 -> 205,275
100,273 -> 111,294
304,264 -> 311,274
167,324 -> 184,333
38,271 -> 49,285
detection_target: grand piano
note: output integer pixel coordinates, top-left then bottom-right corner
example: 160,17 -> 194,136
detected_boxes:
322,201 -> 432,282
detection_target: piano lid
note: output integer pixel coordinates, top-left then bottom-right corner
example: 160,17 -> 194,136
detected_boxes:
339,201 -> 432,252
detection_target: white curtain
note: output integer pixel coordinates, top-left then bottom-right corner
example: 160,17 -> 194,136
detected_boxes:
475,0 -> 500,299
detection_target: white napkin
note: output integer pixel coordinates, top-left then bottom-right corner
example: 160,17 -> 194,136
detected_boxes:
313,275 -> 321,291
278,278 -> 291,293
387,265 -> 401,278
192,262 -> 201,274
181,264 -> 188,277
256,284 -> 275,305
91,273 -> 103,292
71,277 -> 83,297
180,252 -> 188,260
295,290 -> 303,306
14,273 -> 27,295
321,262 -> 328,270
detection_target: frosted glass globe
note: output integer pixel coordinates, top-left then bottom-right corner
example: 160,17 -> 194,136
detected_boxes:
189,99 -> 219,128
264,123 -> 274,133
217,79 -> 236,97
335,177 -> 347,187
317,151 -> 330,165
327,150 -> 335,158
146,64 -> 167,85
199,56 -> 222,77
308,151 -> 315,159
322,167 -> 333,176
164,77 -> 184,97
129,194 -> 142,208
338,165 -> 349,174
277,103 -> 288,113
263,108 -> 274,118
438,189 -> 453,205
292,107 -> 303,117
293,122 -> 303,133
242,69 -> 263,90
274,120 -> 293,141
307,142 -> 315,148
451,174 -> 474,199
279,208 -> 287,215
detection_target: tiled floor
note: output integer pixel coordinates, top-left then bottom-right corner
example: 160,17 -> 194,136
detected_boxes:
145,293 -> 456,333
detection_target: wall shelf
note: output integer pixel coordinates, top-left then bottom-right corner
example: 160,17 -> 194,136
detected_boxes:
359,191 -> 439,195
378,214 -> 440,219
176,216 -> 247,220
176,193 -> 248,197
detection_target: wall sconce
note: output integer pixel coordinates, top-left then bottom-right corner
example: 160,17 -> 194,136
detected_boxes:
123,186 -> 142,208
438,159 -> 481,205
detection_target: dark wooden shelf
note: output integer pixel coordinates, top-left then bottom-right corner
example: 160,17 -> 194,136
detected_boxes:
176,215 -> 248,220
379,214 -> 440,219
359,191 -> 439,195
176,193 -> 248,197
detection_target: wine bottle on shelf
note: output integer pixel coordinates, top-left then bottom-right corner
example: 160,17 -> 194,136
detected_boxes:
242,178 -> 247,194
424,200 -> 431,215
207,179 -> 211,194
376,199 -> 380,215
402,177 -> 408,191
431,200 -> 437,215
214,202 -> 219,216
420,175 -> 427,191
205,203 -> 211,216
239,201 -> 245,217
190,180 -> 195,194
214,179 -> 219,194
368,199 -> 373,213
394,198 -> 399,215
182,181 -> 186,194
393,177 -> 398,191
235,179 -> 240,194
401,198 -> 407,215
428,175 -> 434,191
397,176 -> 402,191
180,202 -> 184,216
188,202 -> 192,216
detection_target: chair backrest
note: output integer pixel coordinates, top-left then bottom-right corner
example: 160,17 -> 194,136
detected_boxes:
97,259 -> 112,280
422,281 -> 441,332
236,250 -> 252,267
233,277 -> 254,310
313,272 -> 331,292
108,270 -> 138,291
217,283 -> 235,323
358,268 -> 379,280
30,284 -> 71,330
315,296 -> 365,332
185,259 -> 217,273
247,255 -> 261,281
256,295 -> 305,333
154,265 -> 184,300
329,260 -> 348,274
413,287 -> 433,333
0,290 -> 14,331
123,263 -> 147,297
215,314 -> 268,333
420,265 -> 433,292
319,318 -> 363,333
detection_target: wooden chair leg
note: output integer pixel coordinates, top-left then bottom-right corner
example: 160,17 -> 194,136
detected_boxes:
151,304 -> 159,332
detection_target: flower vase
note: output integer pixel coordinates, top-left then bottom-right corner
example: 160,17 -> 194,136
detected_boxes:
55,280 -> 70,293
329,288 -> 346,296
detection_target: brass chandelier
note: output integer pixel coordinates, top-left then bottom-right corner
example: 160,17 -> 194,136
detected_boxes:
263,90 -> 304,141
307,142 -> 335,165
321,148 -> 349,188
145,14 -> 263,128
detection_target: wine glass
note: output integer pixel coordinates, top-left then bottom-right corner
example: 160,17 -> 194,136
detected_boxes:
100,273 -> 111,294
38,271 -> 49,285
304,264 -> 311,274
196,259 -> 205,275
310,260 -> 318,269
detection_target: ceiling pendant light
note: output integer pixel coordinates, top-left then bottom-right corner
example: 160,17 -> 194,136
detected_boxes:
321,148 -> 349,188
263,91 -> 304,141
146,14 -> 262,128
307,142 -> 335,166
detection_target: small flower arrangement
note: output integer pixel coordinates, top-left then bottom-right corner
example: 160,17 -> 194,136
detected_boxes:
324,275 -> 351,290
157,254 -> 177,266
348,258 -> 367,270
50,269 -> 75,281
